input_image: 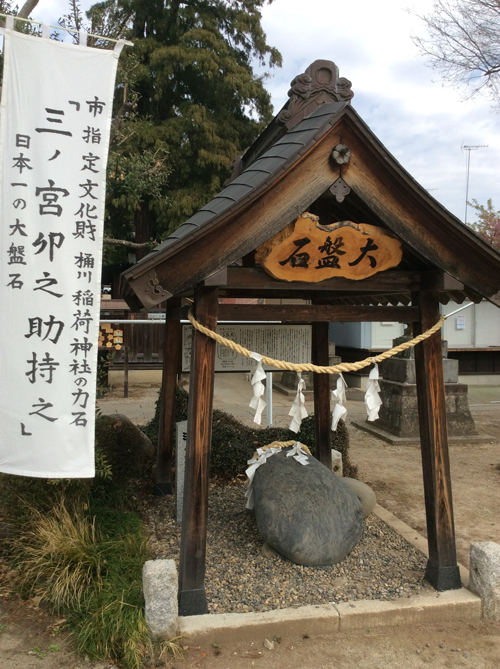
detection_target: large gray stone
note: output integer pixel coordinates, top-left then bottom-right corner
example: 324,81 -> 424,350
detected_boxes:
342,478 -> 376,519
252,448 -> 363,566
470,542 -> 500,620
143,559 -> 178,638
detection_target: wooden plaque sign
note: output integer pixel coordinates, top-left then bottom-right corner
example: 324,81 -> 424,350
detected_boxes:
256,213 -> 403,282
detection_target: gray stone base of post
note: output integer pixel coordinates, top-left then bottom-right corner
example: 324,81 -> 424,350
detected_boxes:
470,542 -> 500,620
179,588 -> 208,616
424,561 -> 462,591
143,559 -> 178,638
153,482 -> 172,496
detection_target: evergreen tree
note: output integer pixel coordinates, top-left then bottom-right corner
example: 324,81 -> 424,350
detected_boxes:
76,0 -> 281,256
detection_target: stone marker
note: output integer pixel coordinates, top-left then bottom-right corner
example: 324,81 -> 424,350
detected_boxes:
253,448 -> 363,566
373,337 -> 477,438
470,541 -> 500,620
342,478 -> 376,518
143,559 -> 178,638
331,449 -> 343,476
176,420 -> 188,524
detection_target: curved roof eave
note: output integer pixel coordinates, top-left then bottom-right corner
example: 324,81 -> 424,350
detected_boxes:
121,102 -> 500,309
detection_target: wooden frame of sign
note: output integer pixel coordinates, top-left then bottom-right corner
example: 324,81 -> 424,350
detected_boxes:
120,59 -> 500,615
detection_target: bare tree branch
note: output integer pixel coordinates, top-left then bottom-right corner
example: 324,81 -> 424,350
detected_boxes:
18,0 -> 39,19
103,237 -> 157,250
412,0 -> 500,107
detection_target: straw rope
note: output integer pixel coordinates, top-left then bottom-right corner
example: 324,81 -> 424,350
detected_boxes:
252,441 -> 312,459
187,309 -> 446,374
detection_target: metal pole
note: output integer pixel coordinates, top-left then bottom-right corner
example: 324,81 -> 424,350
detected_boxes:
266,371 -> 273,427
123,344 -> 129,398
465,149 -> 471,225
462,144 -> 488,225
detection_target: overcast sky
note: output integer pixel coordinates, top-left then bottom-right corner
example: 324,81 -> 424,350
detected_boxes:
33,0 -> 500,224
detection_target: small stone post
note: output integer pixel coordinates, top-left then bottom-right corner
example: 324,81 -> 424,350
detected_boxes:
470,542 -> 500,620
176,420 -> 188,524
143,560 -> 178,638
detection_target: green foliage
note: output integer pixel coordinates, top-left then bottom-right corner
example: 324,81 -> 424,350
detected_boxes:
13,498 -> 150,669
62,0 -> 281,247
144,385 -> 357,480
0,415 -> 148,529
468,198 -> 500,252
94,414 -> 151,483
96,351 -> 115,399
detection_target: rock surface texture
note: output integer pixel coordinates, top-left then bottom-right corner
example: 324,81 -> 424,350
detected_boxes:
342,477 -> 377,519
143,559 -> 178,637
252,448 -> 363,566
470,541 -> 500,620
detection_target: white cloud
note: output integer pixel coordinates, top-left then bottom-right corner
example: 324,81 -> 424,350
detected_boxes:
260,0 -> 500,222
21,0 -> 500,221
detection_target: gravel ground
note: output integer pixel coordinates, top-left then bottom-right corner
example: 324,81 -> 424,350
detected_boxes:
141,480 -> 430,614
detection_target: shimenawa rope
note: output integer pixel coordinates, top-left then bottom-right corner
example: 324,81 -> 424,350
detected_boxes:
187,309 -> 446,374
252,440 -> 311,459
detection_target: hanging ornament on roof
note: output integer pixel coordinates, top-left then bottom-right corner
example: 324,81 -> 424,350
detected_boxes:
365,363 -> 382,422
289,372 -> 308,433
331,373 -> 348,430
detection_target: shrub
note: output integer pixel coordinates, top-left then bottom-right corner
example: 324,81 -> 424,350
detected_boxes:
143,385 -> 357,480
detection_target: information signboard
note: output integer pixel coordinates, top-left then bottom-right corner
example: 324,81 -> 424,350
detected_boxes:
182,324 -> 312,372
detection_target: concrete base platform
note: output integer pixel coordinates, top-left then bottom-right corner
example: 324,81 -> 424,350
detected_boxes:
178,589 -> 481,643
351,419 -> 494,446
178,505 -> 481,644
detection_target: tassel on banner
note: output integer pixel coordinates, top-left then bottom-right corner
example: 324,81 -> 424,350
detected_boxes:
249,352 -> 266,425
331,373 -> 348,431
289,372 -> 308,433
365,363 -> 382,422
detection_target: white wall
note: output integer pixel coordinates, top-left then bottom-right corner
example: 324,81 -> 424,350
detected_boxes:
371,322 -> 405,348
442,300 -> 500,348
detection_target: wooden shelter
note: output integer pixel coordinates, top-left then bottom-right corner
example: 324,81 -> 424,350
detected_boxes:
121,60 -> 500,616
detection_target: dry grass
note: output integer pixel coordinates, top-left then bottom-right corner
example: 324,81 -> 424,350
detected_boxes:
15,498 -> 103,611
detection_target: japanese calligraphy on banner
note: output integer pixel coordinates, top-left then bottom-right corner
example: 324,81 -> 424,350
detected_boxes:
0,28 -> 122,477
256,213 -> 403,283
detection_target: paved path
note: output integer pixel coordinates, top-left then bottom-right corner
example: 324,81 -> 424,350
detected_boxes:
98,373 -> 500,428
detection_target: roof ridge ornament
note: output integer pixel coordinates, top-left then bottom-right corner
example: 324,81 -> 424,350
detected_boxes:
278,60 -> 354,124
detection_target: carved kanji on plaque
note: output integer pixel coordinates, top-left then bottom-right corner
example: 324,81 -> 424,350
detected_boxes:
256,214 -> 403,283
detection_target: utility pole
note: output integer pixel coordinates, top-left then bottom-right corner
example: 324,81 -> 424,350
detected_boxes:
462,144 -> 488,224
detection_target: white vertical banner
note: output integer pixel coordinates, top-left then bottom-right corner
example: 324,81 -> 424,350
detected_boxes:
0,30 -> 121,477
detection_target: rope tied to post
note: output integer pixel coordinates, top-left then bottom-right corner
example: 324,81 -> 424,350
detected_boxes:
187,309 -> 446,374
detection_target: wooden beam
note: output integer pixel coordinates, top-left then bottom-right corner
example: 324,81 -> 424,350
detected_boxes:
224,267 -> 421,293
170,304 -> 418,323
312,319 -> 331,468
154,297 -> 182,496
203,267 -> 227,286
122,126 -> 343,308
178,286 -> 219,616
412,290 -> 461,591
340,114 -> 500,306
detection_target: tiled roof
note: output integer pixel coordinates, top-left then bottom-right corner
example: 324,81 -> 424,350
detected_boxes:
147,102 -> 346,258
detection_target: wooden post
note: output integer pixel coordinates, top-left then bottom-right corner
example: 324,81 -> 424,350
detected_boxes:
178,286 -> 219,616
413,290 -> 461,591
312,320 -> 331,468
154,297 -> 182,496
